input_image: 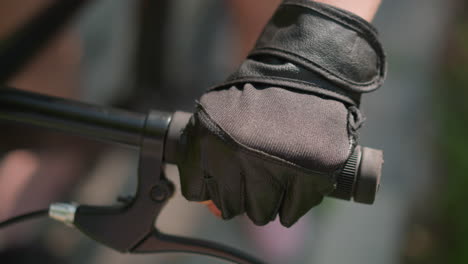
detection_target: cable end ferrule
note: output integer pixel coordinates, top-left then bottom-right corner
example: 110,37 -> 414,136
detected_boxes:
49,203 -> 77,227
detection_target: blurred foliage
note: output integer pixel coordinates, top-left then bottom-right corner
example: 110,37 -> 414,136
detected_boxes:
437,15 -> 468,263
403,2 -> 468,264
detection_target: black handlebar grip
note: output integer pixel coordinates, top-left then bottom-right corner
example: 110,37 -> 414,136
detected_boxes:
165,112 -> 383,205
328,146 -> 383,204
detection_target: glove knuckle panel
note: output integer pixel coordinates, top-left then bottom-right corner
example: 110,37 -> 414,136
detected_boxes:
280,176 -> 324,227
201,84 -> 351,173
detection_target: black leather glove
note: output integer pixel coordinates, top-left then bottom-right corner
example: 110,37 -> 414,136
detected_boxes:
177,0 -> 386,227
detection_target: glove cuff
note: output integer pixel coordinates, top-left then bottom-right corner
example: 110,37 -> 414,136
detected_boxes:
216,0 -> 386,106
253,0 -> 386,92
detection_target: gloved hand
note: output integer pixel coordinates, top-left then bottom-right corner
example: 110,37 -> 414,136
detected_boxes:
177,0 -> 386,227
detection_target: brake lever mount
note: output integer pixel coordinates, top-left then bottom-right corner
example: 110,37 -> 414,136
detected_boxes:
49,110 -> 264,264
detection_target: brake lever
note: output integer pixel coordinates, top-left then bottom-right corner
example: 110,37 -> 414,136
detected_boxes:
49,110 -> 265,264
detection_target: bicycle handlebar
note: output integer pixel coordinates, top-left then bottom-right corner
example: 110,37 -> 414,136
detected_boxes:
0,87 -> 382,204
0,87 -> 148,147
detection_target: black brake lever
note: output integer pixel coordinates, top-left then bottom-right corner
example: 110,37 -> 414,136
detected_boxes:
49,110 -> 265,264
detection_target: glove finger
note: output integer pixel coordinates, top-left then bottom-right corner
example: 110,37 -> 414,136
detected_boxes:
244,172 -> 285,226
201,142 -> 246,219
178,165 -> 210,201
279,176 -> 324,227
204,174 -> 245,220
182,110 -> 248,219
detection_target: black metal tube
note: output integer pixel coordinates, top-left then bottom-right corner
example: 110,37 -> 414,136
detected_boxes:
0,87 -> 154,148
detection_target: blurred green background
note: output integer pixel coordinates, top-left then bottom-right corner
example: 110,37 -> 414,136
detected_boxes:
402,2 -> 468,263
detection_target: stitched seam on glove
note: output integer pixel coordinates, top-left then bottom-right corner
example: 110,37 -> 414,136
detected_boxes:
210,77 -> 359,106
250,47 -> 383,89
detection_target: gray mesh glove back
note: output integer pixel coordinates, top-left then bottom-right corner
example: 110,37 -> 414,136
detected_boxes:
177,0 -> 386,227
